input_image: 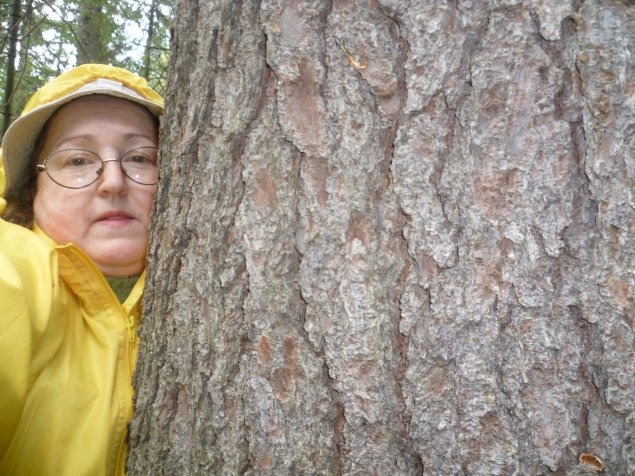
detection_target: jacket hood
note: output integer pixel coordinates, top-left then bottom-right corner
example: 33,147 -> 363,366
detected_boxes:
0,64 -> 163,193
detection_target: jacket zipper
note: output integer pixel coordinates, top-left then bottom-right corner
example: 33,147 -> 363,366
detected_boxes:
114,427 -> 128,476
61,247 -> 139,476
115,309 -> 135,476
126,315 -> 136,343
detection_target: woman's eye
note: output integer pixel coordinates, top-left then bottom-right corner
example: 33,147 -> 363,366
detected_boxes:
124,152 -> 157,166
70,157 -> 89,166
62,153 -> 96,167
122,148 -> 158,168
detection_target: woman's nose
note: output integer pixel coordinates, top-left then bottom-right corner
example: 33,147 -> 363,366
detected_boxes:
97,158 -> 128,194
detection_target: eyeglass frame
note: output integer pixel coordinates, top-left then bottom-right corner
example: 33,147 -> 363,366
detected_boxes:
35,146 -> 159,189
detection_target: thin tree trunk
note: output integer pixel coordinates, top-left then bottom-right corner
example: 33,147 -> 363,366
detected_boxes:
2,0 -> 21,136
142,0 -> 157,80
129,0 -> 635,474
76,0 -> 102,65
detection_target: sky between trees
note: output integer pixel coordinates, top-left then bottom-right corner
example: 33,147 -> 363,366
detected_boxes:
0,0 -> 173,136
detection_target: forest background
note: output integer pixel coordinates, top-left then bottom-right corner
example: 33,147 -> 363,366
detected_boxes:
0,0 -> 173,136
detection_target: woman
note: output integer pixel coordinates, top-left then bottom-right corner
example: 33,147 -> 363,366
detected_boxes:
0,64 -> 163,475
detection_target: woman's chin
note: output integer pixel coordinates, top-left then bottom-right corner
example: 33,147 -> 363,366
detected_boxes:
85,240 -> 147,277
95,260 -> 146,277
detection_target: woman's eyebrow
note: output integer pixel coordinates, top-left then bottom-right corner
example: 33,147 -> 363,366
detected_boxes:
121,132 -> 157,142
54,133 -> 156,148
54,134 -> 94,148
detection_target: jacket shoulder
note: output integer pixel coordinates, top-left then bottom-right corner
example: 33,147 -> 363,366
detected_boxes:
0,219 -> 58,347
0,219 -> 59,464
0,219 -> 56,271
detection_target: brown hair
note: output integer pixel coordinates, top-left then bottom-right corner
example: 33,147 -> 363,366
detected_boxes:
1,125 -> 47,228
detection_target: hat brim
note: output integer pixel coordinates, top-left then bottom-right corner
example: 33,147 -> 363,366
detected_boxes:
2,82 -> 162,187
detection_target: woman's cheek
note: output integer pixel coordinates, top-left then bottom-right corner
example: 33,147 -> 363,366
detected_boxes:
33,184 -> 91,246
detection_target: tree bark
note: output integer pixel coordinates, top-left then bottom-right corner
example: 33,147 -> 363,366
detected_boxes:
76,0 -> 103,65
142,0 -> 157,80
129,0 -> 635,474
2,0 -> 21,136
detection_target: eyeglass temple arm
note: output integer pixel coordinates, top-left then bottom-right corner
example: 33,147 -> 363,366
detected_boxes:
36,165 -> 46,171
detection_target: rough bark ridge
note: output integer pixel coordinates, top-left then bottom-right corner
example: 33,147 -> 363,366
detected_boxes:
128,0 -> 635,474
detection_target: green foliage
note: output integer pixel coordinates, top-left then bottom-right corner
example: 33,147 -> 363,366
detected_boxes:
0,0 -> 172,135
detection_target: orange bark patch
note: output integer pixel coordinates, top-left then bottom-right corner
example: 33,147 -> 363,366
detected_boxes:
254,168 -> 278,209
272,367 -> 296,403
520,319 -> 532,334
283,335 -> 298,365
259,449 -> 274,470
472,180 -> 507,221
580,453 -> 603,471
417,254 -> 439,286
423,366 -> 449,398
608,276 -> 631,309
177,384 -> 189,418
281,59 -> 328,155
346,210 -> 371,249
271,336 -> 301,403
258,335 -> 272,365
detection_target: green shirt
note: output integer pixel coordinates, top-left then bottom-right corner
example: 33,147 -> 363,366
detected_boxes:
105,275 -> 140,304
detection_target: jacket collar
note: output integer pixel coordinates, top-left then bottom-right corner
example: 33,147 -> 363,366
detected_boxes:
32,224 -> 145,314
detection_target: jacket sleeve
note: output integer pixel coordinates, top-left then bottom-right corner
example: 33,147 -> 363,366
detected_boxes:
0,251 -> 33,461
0,219 -> 55,462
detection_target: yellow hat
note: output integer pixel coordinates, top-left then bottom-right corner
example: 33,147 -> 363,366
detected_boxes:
1,63 -> 163,188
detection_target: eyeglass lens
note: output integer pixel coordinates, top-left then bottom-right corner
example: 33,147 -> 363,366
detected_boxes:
43,148 -> 158,189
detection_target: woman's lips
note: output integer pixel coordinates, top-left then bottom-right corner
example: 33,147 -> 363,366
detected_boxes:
96,211 -> 135,224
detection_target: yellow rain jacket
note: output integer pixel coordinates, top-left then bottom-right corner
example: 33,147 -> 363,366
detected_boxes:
0,216 -> 144,475
0,64 -> 162,476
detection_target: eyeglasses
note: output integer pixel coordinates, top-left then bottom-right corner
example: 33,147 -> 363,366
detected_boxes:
36,147 -> 159,189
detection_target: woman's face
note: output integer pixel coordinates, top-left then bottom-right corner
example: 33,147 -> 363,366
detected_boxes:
33,96 -> 158,277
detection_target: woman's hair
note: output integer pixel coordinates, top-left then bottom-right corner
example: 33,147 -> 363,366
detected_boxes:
1,125 -> 48,228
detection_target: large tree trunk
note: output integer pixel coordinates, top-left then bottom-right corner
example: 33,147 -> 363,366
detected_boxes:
128,0 -> 635,474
